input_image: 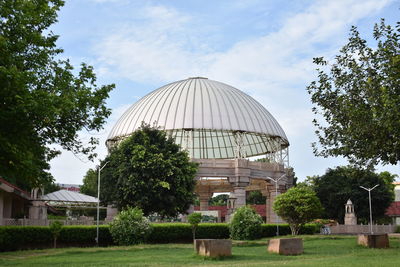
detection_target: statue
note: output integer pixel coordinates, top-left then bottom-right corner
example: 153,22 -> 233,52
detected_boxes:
344,199 -> 357,225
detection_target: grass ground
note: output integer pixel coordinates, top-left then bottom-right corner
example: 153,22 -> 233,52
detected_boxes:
0,235 -> 399,266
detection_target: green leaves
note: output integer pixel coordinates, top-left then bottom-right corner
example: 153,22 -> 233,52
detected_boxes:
312,166 -> 395,223
273,186 -> 323,235
0,0 -> 113,189
229,206 -> 263,240
308,19 -> 400,167
100,124 -> 198,218
109,207 -> 152,246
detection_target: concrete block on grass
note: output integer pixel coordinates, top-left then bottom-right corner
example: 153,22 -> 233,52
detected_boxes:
357,234 -> 389,248
268,238 -> 303,255
194,239 -> 232,257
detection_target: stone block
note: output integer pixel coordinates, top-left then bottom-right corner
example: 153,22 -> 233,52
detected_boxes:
357,234 -> 389,248
195,239 -> 232,257
268,238 -> 303,255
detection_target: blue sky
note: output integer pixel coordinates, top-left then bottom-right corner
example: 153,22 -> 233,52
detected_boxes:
49,0 -> 400,185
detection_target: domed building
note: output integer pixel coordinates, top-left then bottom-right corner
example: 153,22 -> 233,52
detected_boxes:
107,77 -> 293,222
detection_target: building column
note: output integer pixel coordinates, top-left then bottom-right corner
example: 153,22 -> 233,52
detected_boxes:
0,191 -> 3,225
198,192 -> 213,211
266,184 -> 283,223
105,204 -> 118,222
29,200 -> 47,220
233,187 -> 246,209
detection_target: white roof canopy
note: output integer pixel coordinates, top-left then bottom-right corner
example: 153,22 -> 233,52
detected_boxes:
107,77 -> 289,159
42,190 -> 98,206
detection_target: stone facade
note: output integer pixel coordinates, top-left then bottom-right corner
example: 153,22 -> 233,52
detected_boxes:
193,158 -> 291,223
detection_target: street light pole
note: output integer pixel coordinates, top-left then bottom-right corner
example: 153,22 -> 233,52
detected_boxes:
266,174 -> 286,236
359,184 -> 379,234
96,161 -> 109,246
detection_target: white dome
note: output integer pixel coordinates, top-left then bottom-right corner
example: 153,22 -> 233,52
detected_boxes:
107,77 -> 289,159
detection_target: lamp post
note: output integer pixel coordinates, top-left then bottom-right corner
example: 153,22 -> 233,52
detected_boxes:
266,174 -> 286,236
96,161 -> 109,245
359,184 -> 379,234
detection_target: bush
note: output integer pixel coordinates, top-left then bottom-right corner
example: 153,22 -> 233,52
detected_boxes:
229,206 -> 263,240
109,207 -> 152,245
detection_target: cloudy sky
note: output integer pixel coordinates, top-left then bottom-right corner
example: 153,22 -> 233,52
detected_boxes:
49,0 -> 400,185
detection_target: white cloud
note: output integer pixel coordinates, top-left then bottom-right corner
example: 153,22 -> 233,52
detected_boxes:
55,0 -> 393,183
95,0 -> 391,91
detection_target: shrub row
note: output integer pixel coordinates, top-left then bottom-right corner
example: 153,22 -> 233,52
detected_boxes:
0,223 -> 318,251
148,223 -> 231,243
0,225 -> 112,251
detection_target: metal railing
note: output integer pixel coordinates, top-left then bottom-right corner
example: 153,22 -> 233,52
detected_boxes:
329,224 -> 396,234
1,218 -> 108,226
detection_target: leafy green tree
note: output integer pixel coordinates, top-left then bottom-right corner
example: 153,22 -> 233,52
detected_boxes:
312,166 -> 394,224
229,206 -> 263,240
307,19 -> 400,167
209,194 -> 229,206
246,191 -> 266,205
80,169 -> 97,197
0,0 -> 114,189
44,181 -> 61,194
102,124 -> 198,217
273,185 -> 323,235
188,212 -> 202,240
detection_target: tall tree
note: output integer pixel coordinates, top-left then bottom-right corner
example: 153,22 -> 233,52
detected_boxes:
311,166 -> 394,223
101,124 -> 198,217
208,194 -> 229,206
307,19 -> 400,167
246,191 -> 266,205
0,0 -> 114,189
80,169 -> 97,197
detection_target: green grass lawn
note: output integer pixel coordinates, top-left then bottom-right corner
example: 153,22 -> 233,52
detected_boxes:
1,235 -> 399,266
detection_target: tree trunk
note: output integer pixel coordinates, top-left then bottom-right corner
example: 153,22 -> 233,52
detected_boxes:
54,237 -> 57,248
290,224 -> 300,235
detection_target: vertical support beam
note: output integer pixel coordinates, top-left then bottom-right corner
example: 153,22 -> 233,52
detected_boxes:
198,192 -> 213,211
233,187 -> 246,209
29,200 -> 47,220
267,190 -> 280,223
3,194 -> 12,218
266,184 -> 283,224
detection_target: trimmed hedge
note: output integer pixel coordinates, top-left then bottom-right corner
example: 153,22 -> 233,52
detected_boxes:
148,223 -> 231,243
0,223 -> 318,251
0,225 -> 112,251
0,226 -> 52,251
260,224 -> 319,236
